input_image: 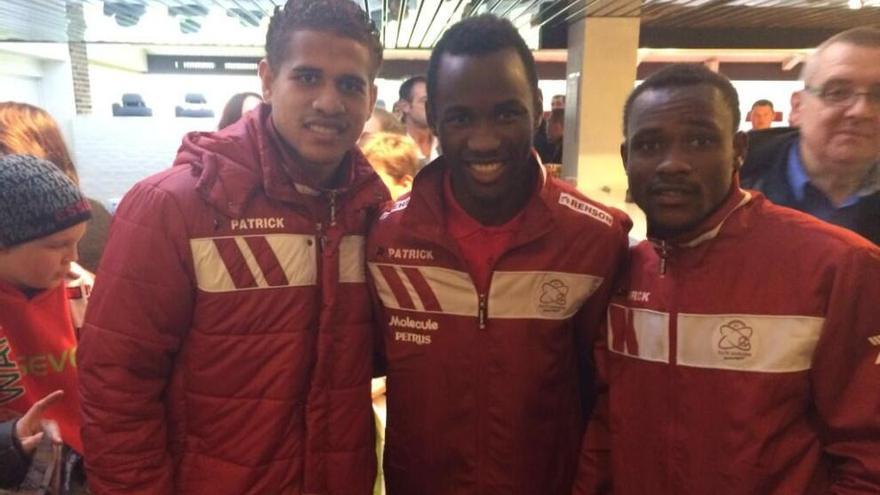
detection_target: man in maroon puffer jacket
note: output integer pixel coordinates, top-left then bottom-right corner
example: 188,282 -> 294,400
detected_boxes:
77,1 -> 388,493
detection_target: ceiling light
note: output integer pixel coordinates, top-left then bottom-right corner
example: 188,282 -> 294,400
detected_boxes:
848,0 -> 863,9
103,1 -> 146,27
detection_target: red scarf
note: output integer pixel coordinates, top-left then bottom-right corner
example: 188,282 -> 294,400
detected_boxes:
0,280 -> 83,453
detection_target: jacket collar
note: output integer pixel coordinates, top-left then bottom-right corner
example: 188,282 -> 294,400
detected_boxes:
648,177 -> 752,251
399,152 -> 554,248
176,103 -> 382,218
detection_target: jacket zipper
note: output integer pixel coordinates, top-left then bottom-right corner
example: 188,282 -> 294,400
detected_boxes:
475,290 -> 487,490
316,222 -> 325,253
658,240 -> 669,276
477,293 -> 488,329
664,244 -> 681,492
328,190 -> 338,227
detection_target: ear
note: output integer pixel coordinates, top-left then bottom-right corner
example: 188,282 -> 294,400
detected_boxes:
533,89 -> 544,129
369,84 -> 378,113
258,59 -> 274,101
789,90 -> 803,127
620,141 -> 629,173
733,131 -> 748,172
426,99 -> 437,135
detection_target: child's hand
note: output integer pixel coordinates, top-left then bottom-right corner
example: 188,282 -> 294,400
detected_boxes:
15,390 -> 64,454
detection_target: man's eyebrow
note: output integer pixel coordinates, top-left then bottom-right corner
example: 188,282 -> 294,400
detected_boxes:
630,127 -> 663,138
680,117 -> 723,130
494,99 -> 527,109
440,105 -> 471,115
289,66 -> 321,74
338,74 -> 367,84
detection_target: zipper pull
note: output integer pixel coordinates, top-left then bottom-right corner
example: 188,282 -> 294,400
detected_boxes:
478,293 -> 488,330
329,191 -> 338,227
316,222 -> 326,251
659,241 -> 668,275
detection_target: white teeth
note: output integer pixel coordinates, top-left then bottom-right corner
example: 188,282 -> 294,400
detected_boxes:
308,124 -> 339,135
471,162 -> 502,173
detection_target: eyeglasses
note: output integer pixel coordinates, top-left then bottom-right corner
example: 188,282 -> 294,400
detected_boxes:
804,84 -> 880,108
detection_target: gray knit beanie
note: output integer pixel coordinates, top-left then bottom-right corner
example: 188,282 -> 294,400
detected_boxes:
0,154 -> 92,248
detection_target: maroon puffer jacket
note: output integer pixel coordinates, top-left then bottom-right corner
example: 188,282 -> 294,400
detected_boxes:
78,105 -> 388,494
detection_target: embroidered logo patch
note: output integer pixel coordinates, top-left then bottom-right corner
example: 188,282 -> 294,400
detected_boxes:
717,320 -> 755,361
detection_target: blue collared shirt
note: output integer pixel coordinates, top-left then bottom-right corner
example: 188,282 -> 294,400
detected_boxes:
786,139 -> 879,223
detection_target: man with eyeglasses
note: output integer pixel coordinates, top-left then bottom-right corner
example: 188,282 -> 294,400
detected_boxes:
741,27 -> 880,244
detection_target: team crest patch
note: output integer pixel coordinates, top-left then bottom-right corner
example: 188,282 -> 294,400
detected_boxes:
717,320 -> 755,361
558,192 -> 613,226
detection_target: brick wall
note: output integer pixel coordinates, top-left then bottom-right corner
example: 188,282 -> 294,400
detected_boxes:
66,2 -> 91,115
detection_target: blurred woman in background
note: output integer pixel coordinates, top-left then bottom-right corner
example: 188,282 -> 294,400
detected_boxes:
218,91 -> 262,130
361,132 -> 419,201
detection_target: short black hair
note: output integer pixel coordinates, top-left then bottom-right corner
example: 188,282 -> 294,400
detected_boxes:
426,14 -> 539,117
623,64 -> 740,135
398,76 -> 427,102
265,0 -> 383,77
751,99 -> 774,110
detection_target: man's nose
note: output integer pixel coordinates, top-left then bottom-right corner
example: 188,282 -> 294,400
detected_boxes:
312,86 -> 345,115
467,122 -> 501,154
655,146 -> 693,176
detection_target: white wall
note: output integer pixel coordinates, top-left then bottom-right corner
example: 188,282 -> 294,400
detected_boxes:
0,43 -> 72,117
0,73 -> 40,104
73,116 -> 216,204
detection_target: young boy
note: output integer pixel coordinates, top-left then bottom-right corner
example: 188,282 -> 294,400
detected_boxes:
0,154 -> 92,485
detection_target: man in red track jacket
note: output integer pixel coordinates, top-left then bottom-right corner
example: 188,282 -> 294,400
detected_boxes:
368,15 -> 630,495
77,2 -> 388,493
574,64 -> 880,494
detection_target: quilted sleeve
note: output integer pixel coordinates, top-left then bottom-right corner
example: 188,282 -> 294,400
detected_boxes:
812,244 -> 880,494
77,181 -> 194,495
571,210 -> 630,495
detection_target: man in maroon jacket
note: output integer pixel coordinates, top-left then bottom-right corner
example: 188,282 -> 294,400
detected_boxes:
368,15 -> 630,495
574,64 -> 880,494
77,1 -> 388,494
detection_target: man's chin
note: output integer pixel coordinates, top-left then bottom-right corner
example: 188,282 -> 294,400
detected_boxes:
298,148 -> 349,170
826,148 -> 879,170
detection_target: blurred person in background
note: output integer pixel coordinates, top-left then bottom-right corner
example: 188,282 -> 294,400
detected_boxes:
741,27 -> 880,244
748,99 -> 775,130
359,107 -> 405,147
398,75 -> 439,165
391,99 -> 405,122
545,107 -> 565,166
361,132 -> 419,200
0,101 -> 111,273
217,91 -> 263,130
